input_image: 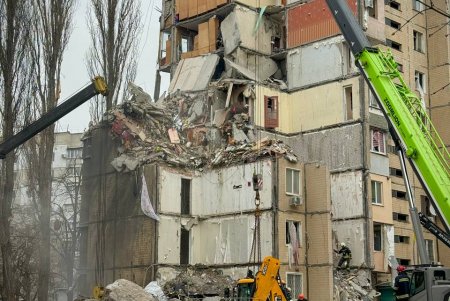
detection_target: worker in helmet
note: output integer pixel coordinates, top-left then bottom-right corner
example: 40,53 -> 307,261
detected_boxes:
297,293 -> 307,301
394,265 -> 410,300
334,242 -> 352,270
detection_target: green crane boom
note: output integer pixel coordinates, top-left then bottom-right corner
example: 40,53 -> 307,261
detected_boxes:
325,0 -> 450,233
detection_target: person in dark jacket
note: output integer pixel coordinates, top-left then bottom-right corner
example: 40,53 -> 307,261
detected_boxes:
394,265 -> 410,300
334,242 -> 352,270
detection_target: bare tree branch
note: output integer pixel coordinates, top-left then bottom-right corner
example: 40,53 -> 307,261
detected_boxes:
86,0 -> 142,122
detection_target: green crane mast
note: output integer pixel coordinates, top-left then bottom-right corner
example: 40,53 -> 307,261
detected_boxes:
325,0 -> 450,233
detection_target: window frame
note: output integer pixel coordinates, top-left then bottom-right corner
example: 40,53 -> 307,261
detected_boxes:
285,220 -> 302,247
371,180 -> 383,205
415,70 -> 426,93
286,168 -> 301,196
286,272 -> 303,300
264,95 -> 279,128
413,30 -> 425,53
371,128 -> 386,154
374,223 -> 383,251
412,0 -> 425,12
386,39 -> 402,51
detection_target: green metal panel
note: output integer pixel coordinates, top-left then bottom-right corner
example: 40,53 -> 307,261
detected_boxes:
357,48 -> 450,231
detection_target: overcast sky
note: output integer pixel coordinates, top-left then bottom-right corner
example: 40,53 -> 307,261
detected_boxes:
57,0 -> 170,133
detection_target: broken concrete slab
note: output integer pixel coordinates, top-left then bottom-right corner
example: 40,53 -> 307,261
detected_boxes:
225,58 -> 261,82
168,54 -> 220,93
235,48 -> 278,81
104,279 -> 156,301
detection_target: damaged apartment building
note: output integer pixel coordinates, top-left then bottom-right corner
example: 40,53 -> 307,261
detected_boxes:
77,0 -> 450,299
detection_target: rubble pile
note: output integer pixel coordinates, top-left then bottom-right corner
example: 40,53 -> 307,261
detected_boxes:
101,83 -> 297,172
162,266 -> 235,298
333,270 -> 380,301
79,279 -> 156,301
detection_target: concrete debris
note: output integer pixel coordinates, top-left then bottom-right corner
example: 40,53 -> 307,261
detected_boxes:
144,281 -> 168,301
81,279 -> 157,301
99,83 -> 298,173
162,267 -> 235,298
333,270 -> 380,301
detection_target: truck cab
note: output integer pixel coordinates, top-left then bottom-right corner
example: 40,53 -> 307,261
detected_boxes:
407,266 -> 450,300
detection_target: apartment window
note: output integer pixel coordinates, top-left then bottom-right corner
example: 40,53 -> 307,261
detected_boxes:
367,0 -> 377,18
412,0 -> 425,12
369,90 -> 380,108
67,147 -> 82,159
181,178 -> 191,215
371,129 -> 386,154
420,195 -> 434,217
286,273 -> 303,300
425,239 -> 434,261
397,63 -> 404,73
387,144 -> 398,154
264,96 -> 279,128
180,228 -> 190,264
385,18 -> 401,29
386,0 -> 401,10
397,258 -> 411,266
286,220 -> 301,247
386,39 -> 402,51
392,189 -> 407,200
393,212 -> 409,222
394,235 -> 410,244
390,168 -> 403,177
374,223 -> 382,251
415,71 -> 426,93
286,168 -> 300,196
344,86 -> 353,120
413,30 -> 425,53
371,181 -> 383,205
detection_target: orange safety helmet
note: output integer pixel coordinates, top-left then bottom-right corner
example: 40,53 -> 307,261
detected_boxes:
298,293 -> 304,300
396,265 -> 406,272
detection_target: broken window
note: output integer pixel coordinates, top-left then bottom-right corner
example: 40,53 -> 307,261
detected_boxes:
373,223 -> 382,251
264,96 -> 279,128
367,0 -> 377,18
286,273 -> 303,300
385,18 -> 401,29
285,220 -> 301,247
389,168 -> 403,177
286,168 -> 300,196
397,258 -> 411,266
369,90 -> 379,109
181,178 -> 191,215
394,235 -> 410,244
344,86 -> 353,120
386,0 -> 400,10
392,190 -> 406,200
180,228 -> 190,265
412,0 -> 425,12
386,39 -> 402,51
415,70 -> 426,93
393,212 -> 409,222
371,129 -> 386,154
413,30 -> 425,53
371,180 -> 383,205
271,36 -> 281,53
420,195 -> 435,218
425,239 -> 434,261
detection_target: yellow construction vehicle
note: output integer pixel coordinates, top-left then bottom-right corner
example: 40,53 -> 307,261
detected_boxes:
236,256 -> 290,301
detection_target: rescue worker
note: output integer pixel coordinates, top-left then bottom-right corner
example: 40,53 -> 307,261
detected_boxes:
334,242 -> 352,270
297,293 -> 307,301
394,265 -> 410,300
